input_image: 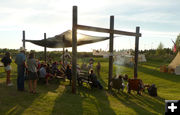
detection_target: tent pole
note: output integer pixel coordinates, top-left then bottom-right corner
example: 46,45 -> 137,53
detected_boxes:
134,27 -> 140,79
22,30 -> 25,48
44,33 -> 47,63
108,16 -> 114,90
63,35 -> 65,65
72,6 -> 77,94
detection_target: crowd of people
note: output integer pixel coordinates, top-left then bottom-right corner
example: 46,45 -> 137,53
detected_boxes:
1,47 -> 103,94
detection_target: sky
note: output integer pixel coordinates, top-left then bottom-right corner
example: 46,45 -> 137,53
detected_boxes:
0,0 -> 180,52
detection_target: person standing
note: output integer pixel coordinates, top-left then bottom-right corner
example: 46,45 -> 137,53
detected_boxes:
1,52 -> 13,86
15,47 -> 26,91
61,49 -> 71,66
27,52 -> 38,93
96,62 -> 101,76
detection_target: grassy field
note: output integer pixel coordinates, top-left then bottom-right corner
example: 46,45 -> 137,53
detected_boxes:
0,58 -> 180,115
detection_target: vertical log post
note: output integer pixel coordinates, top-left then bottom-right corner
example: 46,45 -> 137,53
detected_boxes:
44,33 -> 47,63
63,35 -> 65,65
134,27 -> 140,79
72,6 -> 77,94
22,30 -> 25,48
108,16 -> 114,90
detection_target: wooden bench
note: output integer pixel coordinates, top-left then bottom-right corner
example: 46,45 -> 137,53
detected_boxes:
77,72 -> 93,87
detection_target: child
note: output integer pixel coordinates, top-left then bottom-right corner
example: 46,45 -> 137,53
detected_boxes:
1,52 -> 12,86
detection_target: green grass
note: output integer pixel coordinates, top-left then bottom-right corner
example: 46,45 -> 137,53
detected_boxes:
0,58 -> 180,115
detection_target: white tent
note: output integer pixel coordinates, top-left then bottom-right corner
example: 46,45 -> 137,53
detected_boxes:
175,66 -> 180,75
168,52 -> 180,69
138,54 -> 147,62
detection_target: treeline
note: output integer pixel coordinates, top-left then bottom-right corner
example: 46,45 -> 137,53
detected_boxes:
139,48 -> 176,63
0,48 -> 177,63
0,48 -> 93,61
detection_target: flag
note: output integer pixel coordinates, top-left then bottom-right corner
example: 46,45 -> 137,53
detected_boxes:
171,39 -> 176,52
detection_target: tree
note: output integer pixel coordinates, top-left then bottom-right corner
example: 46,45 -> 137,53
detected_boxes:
175,34 -> 180,51
156,42 -> 164,55
157,42 -> 164,50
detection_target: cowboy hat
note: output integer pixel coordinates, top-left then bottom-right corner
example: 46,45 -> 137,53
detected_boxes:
19,47 -> 26,51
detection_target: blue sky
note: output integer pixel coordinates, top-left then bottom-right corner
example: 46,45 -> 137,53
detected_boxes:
0,0 -> 179,52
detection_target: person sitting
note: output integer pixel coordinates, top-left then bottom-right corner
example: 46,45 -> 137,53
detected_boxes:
65,64 -> 72,85
110,75 -> 125,92
51,62 -> 59,75
118,75 -> 125,91
39,64 -> 53,85
123,74 -> 128,81
89,69 -> 103,89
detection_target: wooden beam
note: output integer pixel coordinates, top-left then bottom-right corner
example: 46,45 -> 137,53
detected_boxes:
134,27 -> 140,79
108,16 -> 114,90
44,33 -> 47,63
22,30 -> 25,48
77,24 -> 141,37
72,6 -> 77,94
62,35 -> 65,66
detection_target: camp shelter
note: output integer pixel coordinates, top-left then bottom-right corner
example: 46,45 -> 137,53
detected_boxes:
25,30 -> 109,48
168,52 -> 180,69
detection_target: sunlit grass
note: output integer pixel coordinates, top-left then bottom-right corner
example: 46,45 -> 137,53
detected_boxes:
0,58 -> 180,115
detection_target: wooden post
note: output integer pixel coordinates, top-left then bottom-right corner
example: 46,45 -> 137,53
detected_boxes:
63,35 -> 65,65
44,33 -> 47,63
134,27 -> 140,79
22,30 -> 25,48
72,6 -> 77,94
108,16 -> 114,90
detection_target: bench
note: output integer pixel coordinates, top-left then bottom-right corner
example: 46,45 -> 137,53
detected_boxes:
77,72 -> 93,87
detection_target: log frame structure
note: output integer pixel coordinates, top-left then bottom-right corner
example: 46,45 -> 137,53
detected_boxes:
72,6 -> 141,93
22,31 -> 48,63
22,6 -> 142,94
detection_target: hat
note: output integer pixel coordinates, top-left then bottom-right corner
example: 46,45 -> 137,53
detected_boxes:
19,47 -> 26,51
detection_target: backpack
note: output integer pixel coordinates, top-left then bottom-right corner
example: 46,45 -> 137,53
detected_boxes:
148,84 -> 157,97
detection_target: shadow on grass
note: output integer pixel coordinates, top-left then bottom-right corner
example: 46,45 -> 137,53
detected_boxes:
110,91 -> 165,115
98,71 -> 165,115
52,81 -> 116,115
138,65 -> 180,82
0,73 -> 60,115
51,85 -> 84,115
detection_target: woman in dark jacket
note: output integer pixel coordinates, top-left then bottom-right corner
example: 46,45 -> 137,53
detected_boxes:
1,52 -> 12,86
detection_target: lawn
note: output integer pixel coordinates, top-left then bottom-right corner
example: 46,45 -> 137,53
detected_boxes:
0,58 -> 180,115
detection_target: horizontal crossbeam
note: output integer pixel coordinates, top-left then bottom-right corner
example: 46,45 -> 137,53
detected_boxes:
77,24 -> 141,37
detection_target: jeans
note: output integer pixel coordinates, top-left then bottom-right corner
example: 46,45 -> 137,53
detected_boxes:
17,65 -> 25,91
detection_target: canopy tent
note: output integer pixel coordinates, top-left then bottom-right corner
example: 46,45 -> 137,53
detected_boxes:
168,52 -> 180,69
25,30 -> 109,48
